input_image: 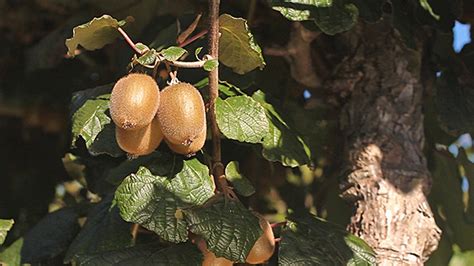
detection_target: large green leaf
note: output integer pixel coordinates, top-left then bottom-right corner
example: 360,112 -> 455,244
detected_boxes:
252,90 -> 311,167
184,198 -> 262,262
219,14 -> 265,74
77,243 -> 202,266
271,0 -> 359,35
66,15 -> 129,57
0,238 -> 23,266
279,213 -> 376,265
0,219 -> 13,245
65,196 -> 133,263
71,97 -> 111,148
225,161 -> 256,197
160,46 -> 187,61
216,95 -> 269,143
114,156 -> 214,243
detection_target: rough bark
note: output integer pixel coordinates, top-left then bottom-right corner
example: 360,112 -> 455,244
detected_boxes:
333,22 -> 441,265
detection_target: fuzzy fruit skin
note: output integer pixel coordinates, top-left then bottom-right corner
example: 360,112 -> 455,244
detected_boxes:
166,126 -> 206,156
157,83 -> 206,145
110,73 -> 160,130
196,238 -> 233,266
202,251 -> 233,266
115,116 -> 163,156
246,214 -> 275,264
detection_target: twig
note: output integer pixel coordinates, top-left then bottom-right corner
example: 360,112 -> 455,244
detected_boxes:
177,13 -> 203,44
117,27 -> 144,55
167,59 -> 208,68
207,0 -> 227,191
179,29 -> 208,48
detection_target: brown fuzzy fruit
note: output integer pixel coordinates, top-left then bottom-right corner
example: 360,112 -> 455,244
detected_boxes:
196,238 -> 233,266
246,214 -> 275,264
166,126 -> 206,156
202,250 -> 233,266
115,116 -> 163,156
110,73 -> 160,130
157,83 -> 206,146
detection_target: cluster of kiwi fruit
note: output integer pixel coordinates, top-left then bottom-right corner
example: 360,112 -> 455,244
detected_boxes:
109,73 -> 206,157
198,213 -> 276,265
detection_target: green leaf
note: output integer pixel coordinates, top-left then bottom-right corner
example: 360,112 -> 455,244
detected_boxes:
195,47 -> 203,59
71,84 -> 113,116
449,245 -> 474,266
114,156 -> 214,243
0,237 -> 23,265
219,14 -> 265,74
270,0 -> 359,35
311,2 -> 359,35
279,213 -> 376,265
419,0 -> 440,20
184,198 -> 262,262
272,0 -> 331,21
203,59 -> 219,71
66,15 -> 128,57
71,97 -> 111,148
194,78 -> 244,97
136,49 -> 157,66
0,219 -> 13,245
216,95 -> 269,143
65,196 -> 133,263
77,242 -> 202,266
161,46 -> 187,61
20,208 -> 81,263
88,123 -> 124,157
252,90 -> 311,167
225,161 -> 255,197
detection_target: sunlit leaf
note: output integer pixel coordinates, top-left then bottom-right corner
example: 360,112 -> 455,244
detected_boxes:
216,95 -> 269,143
219,14 -> 265,74
0,219 -> 14,245
66,15 -> 130,57
161,46 -> 187,61
114,156 -> 214,243
184,197 -> 262,262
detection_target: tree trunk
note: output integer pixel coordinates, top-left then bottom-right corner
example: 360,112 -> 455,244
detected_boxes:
335,22 -> 441,265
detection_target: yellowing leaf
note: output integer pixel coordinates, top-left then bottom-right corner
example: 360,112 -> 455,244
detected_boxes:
219,14 -> 265,74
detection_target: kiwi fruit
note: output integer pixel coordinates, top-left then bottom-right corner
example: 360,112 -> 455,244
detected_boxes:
115,115 -> 163,156
157,83 -> 206,146
166,126 -> 206,156
196,238 -> 233,266
246,214 -> 275,264
110,73 -> 160,130
202,250 -> 233,266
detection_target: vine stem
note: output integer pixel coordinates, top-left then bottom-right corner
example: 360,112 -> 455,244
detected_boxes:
207,0 -> 228,192
117,27 -> 143,55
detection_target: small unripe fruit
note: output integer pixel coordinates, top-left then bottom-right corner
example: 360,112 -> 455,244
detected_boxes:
246,214 -> 275,264
166,127 -> 206,156
157,83 -> 206,146
110,73 -> 160,130
115,116 -> 163,156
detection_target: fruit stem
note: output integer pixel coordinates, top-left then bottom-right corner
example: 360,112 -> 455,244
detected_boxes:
117,27 -> 144,55
207,0 -> 227,189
